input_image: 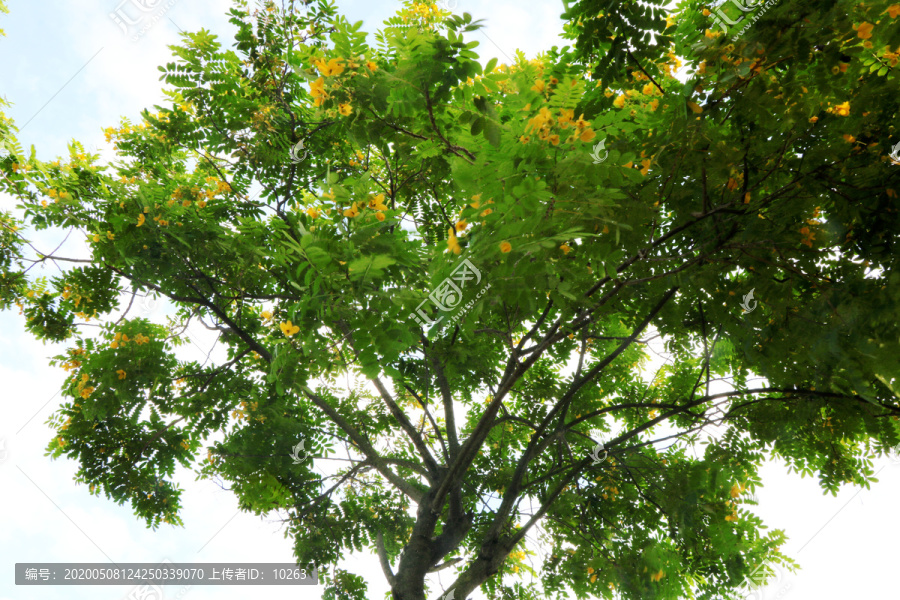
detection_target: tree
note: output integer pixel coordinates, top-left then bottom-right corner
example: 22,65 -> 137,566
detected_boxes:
2,0 -> 900,598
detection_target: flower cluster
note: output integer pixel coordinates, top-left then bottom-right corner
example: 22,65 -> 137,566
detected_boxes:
342,192 -> 389,221
110,331 -> 151,349
522,107 -> 596,146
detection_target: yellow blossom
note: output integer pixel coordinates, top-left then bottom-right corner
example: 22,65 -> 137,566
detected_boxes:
314,57 -> 345,76
613,94 -> 626,108
366,60 -> 378,71
376,212 -> 386,222
447,228 -> 462,255
343,202 -> 360,218
117,369 -> 127,380
829,101 -> 850,116
339,103 -> 352,116
499,240 -> 512,253
280,321 -> 300,337
137,213 -> 145,227
307,207 -> 320,219
856,22 -> 874,39
261,310 -> 273,321
368,193 -> 389,211
455,220 -> 468,232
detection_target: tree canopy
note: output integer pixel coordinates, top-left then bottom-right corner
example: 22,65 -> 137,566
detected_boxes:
2,0 -> 900,599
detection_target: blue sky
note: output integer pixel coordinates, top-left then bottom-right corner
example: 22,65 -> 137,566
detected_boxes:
1,1 -> 898,599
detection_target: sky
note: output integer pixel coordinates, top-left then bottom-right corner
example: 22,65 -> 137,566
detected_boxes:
1,1 -> 899,599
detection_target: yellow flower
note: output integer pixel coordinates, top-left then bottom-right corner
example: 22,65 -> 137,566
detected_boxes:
343,202 -> 360,218
366,60 -> 378,71
558,108 -> 574,127
650,569 -> 665,582
613,94 -> 626,108
642,82 -> 655,95
579,128 -> 596,142
117,369 -> 126,380
455,219 -> 467,231
531,79 -> 545,92
309,76 -> 327,102
261,310 -> 273,321
280,321 -> 300,337
339,103 -> 352,116
480,208 -> 493,217
843,133 -> 855,143
447,228 -> 462,255
888,4 -> 900,17
730,483 -> 742,498
560,243 -> 571,254
80,386 -> 94,399
136,213 -> 145,227
182,199 -> 191,207
314,57 -> 345,76
519,135 -> 530,144
640,159 -> 651,176
687,101 -> 703,114
829,101 -> 850,116
368,193 -> 389,211
307,207 -> 320,219
499,240 -> 512,253
376,211 -> 386,222
856,22 -> 874,39
809,116 -> 819,123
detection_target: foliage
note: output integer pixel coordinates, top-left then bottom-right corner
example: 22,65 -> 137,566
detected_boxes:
2,0 -> 900,599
